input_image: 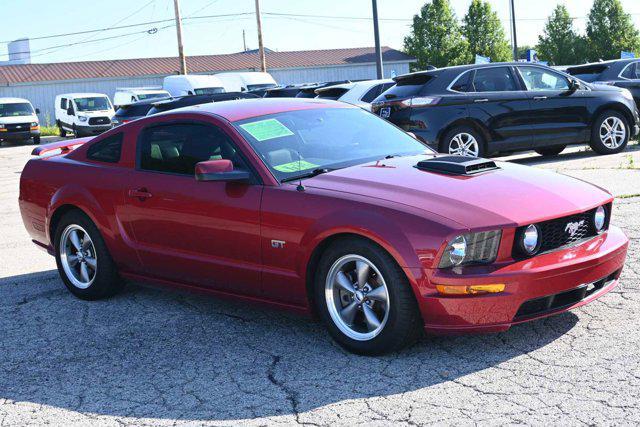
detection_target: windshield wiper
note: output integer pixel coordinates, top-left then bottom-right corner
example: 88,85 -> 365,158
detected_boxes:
281,168 -> 334,183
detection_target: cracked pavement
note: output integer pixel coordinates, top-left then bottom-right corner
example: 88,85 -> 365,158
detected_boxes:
1,140 -> 639,425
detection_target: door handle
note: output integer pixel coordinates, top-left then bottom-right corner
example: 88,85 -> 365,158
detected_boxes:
533,96 -> 548,101
473,98 -> 489,103
128,188 -> 153,201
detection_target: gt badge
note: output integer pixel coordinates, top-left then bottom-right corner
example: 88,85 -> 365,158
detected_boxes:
271,240 -> 286,249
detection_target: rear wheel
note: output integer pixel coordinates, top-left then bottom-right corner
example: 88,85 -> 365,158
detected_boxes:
32,135 -> 41,145
534,145 -> 566,156
440,126 -> 485,157
314,237 -> 422,355
589,111 -> 629,155
54,210 -> 124,300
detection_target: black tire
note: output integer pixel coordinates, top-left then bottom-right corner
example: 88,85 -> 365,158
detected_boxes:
314,237 -> 422,355
53,210 -> 124,300
32,135 -> 41,145
535,145 -> 566,156
439,125 -> 486,157
589,110 -> 629,155
72,125 -> 81,138
57,121 -> 67,138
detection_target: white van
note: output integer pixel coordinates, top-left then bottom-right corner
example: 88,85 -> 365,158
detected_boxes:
163,75 -> 226,97
214,72 -> 277,92
0,97 -> 40,144
55,93 -> 114,138
113,88 -> 171,108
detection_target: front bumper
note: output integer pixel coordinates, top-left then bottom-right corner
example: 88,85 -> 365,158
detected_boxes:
409,225 -> 628,334
0,130 -> 40,140
77,124 -> 112,135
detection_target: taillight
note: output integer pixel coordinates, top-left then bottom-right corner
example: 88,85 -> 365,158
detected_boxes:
401,97 -> 441,107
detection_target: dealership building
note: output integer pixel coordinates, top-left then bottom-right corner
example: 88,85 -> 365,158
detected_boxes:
0,46 -> 415,122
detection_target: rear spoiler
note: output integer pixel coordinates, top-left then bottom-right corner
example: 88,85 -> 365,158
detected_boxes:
31,137 -> 93,156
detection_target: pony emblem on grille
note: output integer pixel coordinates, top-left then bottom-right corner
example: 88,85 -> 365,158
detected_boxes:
565,220 -> 585,237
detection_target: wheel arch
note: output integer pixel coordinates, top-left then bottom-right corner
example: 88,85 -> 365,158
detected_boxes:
436,118 -> 490,152
593,103 -> 635,130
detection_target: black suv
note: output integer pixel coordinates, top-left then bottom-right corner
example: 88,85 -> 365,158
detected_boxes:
566,59 -> 640,109
372,63 -> 640,157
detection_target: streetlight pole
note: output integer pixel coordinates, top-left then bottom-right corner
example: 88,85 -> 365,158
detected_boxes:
372,0 -> 383,79
509,0 -> 518,61
255,0 -> 267,72
173,0 -> 187,74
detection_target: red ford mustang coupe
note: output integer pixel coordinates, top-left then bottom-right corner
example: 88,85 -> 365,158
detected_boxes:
19,99 -> 628,355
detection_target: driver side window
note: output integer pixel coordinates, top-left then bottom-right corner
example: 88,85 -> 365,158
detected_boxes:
138,123 -> 248,175
519,66 -> 569,91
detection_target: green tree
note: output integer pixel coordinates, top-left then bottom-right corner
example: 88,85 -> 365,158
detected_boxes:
586,0 -> 640,61
403,0 -> 468,69
536,5 -> 582,65
462,0 -> 512,63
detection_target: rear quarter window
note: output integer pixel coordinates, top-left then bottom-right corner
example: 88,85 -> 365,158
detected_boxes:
86,133 -> 123,163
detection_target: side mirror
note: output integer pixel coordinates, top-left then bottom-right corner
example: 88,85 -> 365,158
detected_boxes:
35,108 -> 40,114
195,159 -> 250,182
568,79 -> 579,93
67,107 -> 74,116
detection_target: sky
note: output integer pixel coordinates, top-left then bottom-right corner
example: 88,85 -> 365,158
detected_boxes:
2,0 -> 640,64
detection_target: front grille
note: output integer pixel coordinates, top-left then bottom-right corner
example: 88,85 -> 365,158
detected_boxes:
4,123 -> 30,132
512,205 -> 610,258
88,117 -> 110,125
514,270 -> 619,320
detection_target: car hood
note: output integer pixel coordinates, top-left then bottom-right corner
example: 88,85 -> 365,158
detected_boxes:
303,155 -> 612,230
0,114 -> 38,124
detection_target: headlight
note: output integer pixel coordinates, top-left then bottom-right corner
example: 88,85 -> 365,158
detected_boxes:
439,230 -> 502,268
0,124 -> 4,129
30,122 -> 38,127
78,116 -> 88,122
594,206 -> 606,232
515,224 -> 541,256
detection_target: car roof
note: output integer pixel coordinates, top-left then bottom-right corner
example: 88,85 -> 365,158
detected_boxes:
158,98 -> 354,121
57,93 -> 109,98
0,97 -> 31,104
394,62 -> 551,81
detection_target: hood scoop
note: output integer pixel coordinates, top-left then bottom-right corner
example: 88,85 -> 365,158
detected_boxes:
416,155 -> 499,176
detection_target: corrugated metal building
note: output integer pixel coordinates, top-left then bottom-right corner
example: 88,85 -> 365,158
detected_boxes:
0,47 -> 415,124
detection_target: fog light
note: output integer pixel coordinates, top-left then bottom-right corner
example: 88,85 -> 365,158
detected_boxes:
594,206 -> 606,232
436,284 -> 505,295
521,224 -> 540,255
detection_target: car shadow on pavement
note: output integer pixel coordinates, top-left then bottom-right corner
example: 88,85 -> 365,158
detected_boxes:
0,271 -> 580,422
506,143 -> 640,167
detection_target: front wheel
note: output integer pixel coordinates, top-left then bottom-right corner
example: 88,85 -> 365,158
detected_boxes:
32,135 -> 41,145
315,238 -> 422,355
54,210 -> 124,300
440,126 -> 485,157
589,111 -> 629,155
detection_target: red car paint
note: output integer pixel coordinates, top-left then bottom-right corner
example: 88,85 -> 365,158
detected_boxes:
19,99 -> 628,333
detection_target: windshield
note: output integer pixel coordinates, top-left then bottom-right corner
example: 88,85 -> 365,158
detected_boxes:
247,83 -> 277,91
75,97 -> 111,111
194,87 -> 225,95
137,93 -> 169,101
0,102 -> 34,117
234,107 -> 430,182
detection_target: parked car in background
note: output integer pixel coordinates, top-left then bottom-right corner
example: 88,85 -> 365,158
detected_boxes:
263,85 -> 306,98
113,88 -> 171,108
0,97 -> 40,144
215,72 -> 278,93
315,79 -> 395,110
145,92 -> 259,116
21,98 -> 628,355
55,93 -> 114,137
112,98 -> 172,126
372,63 -> 640,157
163,75 -> 226,96
295,81 -> 352,98
566,59 -> 640,109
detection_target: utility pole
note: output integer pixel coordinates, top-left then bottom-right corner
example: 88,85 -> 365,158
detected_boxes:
509,0 -> 518,61
371,0 -> 383,79
173,0 -> 187,74
254,0 -> 266,72
243,29 -> 247,52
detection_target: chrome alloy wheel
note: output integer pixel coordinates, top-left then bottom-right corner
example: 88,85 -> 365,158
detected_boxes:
59,224 -> 97,289
325,255 -> 390,341
599,116 -> 626,149
448,132 -> 479,157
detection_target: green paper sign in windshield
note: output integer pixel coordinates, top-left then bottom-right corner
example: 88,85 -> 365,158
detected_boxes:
240,118 -> 294,142
273,160 -> 318,173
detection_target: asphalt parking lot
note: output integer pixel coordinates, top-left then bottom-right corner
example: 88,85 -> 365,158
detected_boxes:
1,138 -> 639,426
